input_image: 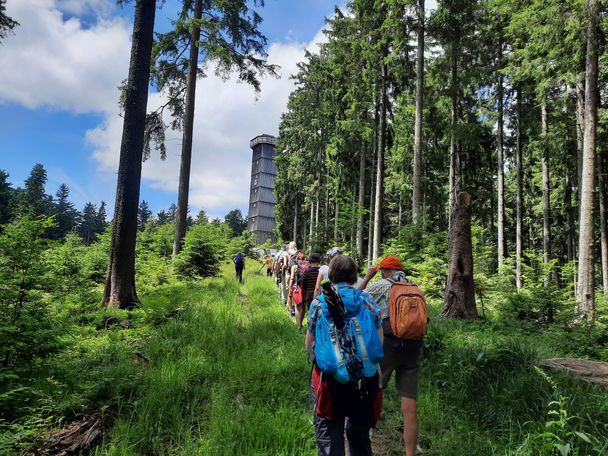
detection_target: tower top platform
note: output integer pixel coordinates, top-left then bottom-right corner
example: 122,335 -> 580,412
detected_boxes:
250,134 -> 276,148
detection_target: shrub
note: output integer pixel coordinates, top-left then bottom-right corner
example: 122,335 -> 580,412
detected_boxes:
174,223 -> 223,279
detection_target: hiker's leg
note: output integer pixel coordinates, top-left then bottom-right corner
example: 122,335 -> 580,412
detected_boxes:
345,419 -> 372,456
401,397 -> 417,456
315,415 -> 345,456
295,303 -> 304,329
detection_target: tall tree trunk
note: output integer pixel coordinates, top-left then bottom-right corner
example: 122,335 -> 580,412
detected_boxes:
412,0 -> 424,225
350,181 -> 357,251
541,101 -> 552,285
516,88 -> 523,290
442,191 -> 478,319
448,44 -> 459,223
309,202 -> 314,244
292,197 -> 298,243
334,199 -> 339,243
496,42 -> 505,271
173,0 -> 202,256
577,0 -> 599,315
597,152 -> 608,295
357,143 -> 366,259
315,195 -> 320,238
398,192 -> 403,230
577,73 -> 586,204
104,0 -> 156,309
367,153 -> 376,263
372,60 -> 387,261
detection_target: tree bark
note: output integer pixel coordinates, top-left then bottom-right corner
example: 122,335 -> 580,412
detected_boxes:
104,0 -> 156,309
292,197 -> 298,244
173,0 -> 202,256
334,199 -> 339,243
577,0 -> 599,315
441,191 -> 478,319
516,88 -> 523,290
541,101 -> 552,285
356,143 -> 366,259
372,60 -> 387,262
412,0 -> 424,226
577,73 -> 586,203
496,41 -> 505,271
597,152 -> 608,295
448,44 -> 459,224
367,152 -> 376,263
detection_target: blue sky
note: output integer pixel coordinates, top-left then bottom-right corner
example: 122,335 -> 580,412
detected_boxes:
0,0 -> 334,219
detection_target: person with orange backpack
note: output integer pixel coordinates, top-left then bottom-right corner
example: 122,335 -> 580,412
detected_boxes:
357,256 -> 428,456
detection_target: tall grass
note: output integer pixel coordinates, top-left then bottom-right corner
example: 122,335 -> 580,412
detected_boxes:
94,268 -> 315,455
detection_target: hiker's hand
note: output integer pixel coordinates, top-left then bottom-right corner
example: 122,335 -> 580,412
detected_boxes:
365,266 -> 377,278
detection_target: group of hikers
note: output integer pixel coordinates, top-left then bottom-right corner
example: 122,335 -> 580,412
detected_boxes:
234,243 -> 427,456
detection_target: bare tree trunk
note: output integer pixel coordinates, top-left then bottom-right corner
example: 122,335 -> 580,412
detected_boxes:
357,143 -> 366,259
448,44 -> 459,224
496,42 -> 505,271
173,0 -> 202,256
577,0 -> 599,315
412,0 -> 424,225
577,74 -> 585,202
315,196 -> 320,238
541,102 -> 552,285
516,88 -> 523,290
292,198 -> 298,244
398,193 -> 403,230
442,191 -> 478,319
309,202 -> 314,244
104,0 -> 156,309
367,153 -> 376,263
334,199 -> 339,243
372,61 -> 387,262
597,152 -> 608,295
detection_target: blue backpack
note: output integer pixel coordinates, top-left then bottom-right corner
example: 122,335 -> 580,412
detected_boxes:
234,253 -> 244,266
314,288 -> 384,384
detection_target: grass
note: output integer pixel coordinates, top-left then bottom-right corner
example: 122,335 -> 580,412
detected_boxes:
93,267 -> 315,455
4,266 -> 608,455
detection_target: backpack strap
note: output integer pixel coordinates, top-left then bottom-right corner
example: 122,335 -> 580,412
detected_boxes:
351,319 -> 369,362
329,324 -> 344,367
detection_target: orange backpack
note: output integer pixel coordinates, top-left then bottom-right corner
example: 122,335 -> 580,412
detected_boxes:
388,280 -> 428,340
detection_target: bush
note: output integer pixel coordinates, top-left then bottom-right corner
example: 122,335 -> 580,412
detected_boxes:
174,223 -> 223,279
0,217 -> 63,372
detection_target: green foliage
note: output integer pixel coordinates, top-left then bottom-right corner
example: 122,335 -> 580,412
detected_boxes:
0,217 -> 63,371
173,223 -> 223,279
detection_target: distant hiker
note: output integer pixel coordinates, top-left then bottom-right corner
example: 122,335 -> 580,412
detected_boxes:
274,246 -> 286,289
295,252 -> 320,330
276,245 -> 290,303
263,254 -> 274,277
306,255 -> 384,456
314,246 -> 343,297
358,256 -> 427,456
234,252 -> 245,284
283,241 -> 298,314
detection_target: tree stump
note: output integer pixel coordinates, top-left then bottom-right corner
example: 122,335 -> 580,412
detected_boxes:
442,191 -> 478,319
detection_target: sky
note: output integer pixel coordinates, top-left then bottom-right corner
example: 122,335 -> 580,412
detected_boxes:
0,0 -> 335,220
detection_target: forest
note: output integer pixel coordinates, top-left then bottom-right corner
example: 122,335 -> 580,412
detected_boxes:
2,0 -> 608,454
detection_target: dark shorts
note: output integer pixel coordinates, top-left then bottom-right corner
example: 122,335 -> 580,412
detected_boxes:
381,337 -> 422,399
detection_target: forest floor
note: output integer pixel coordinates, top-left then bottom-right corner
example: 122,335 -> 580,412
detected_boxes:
14,267 -> 608,455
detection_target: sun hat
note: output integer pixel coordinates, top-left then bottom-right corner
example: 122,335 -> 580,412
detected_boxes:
375,256 -> 404,272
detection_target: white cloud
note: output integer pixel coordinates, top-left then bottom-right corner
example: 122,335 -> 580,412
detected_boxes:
88,28 -> 329,217
0,0 -> 131,113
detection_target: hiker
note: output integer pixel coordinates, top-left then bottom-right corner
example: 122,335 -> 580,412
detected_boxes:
234,252 -> 245,284
264,255 -> 274,277
314,247 -> 343,297
274,246 -> 286,289
288,251 -> 307,318
295,252 -> 320,330
283,241 -> 298,314
358,256 -> 425,456
276,245 -> 290,303
306,255 -> 384,456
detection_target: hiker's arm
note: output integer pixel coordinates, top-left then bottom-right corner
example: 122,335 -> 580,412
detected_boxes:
357,266 -> 377,290
305,331 -> 314,353
288,266 -> 295,289
314,272 -> 323,297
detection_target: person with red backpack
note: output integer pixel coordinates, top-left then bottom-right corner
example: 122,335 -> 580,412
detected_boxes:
288,251 -> 308,320
357,256 -> 428,456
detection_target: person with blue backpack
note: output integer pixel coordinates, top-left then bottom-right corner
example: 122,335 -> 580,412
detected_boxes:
305,254 -> 384,456
234,252 -> 245,283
